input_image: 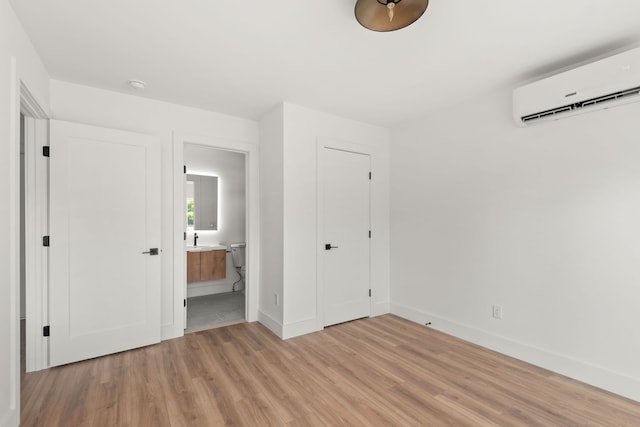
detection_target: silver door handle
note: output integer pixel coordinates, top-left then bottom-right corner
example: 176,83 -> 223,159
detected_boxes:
325,244 -> 338,250
142,248 -> 159,255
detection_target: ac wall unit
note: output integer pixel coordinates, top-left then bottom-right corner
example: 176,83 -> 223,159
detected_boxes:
513,47 -> 640,126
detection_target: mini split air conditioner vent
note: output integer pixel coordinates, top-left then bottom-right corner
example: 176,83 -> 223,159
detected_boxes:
513,46 -> 640,126
521,85 -> 640,124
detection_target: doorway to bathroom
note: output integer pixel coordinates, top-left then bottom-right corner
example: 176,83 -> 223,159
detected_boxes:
183,144 -> 247,332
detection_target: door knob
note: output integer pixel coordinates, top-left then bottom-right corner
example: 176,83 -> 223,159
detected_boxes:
325,243 -> 338,250
142,248 -> 159,255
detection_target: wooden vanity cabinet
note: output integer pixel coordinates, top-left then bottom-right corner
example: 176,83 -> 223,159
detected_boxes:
187,251 -> 202,283
201,250 -> 226,280
187,249 -> 226,283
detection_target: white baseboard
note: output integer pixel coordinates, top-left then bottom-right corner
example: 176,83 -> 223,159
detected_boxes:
372,300 -> 390,317
266,302 -> 389,341
161,323 -> 183,341
187,280 -> 243,298
282,317 -> 321,340
257,311 -> 322,340
391,302 -> 640,403
258,310 -> 283,339
1,411 -> 19,427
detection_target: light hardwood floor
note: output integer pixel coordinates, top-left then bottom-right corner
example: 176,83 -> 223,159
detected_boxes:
21,315 -> 640,426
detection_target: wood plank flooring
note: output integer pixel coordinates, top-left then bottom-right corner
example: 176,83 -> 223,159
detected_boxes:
21,315 -> 640,426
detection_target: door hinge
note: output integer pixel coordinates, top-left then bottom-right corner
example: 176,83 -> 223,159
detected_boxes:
369,289 -> 371,297
184,299 -> 186,307
369,171 -> 371,180
184,165 -> 187,174
42,236 -> 50,247
43,325 -> 50,337
42,146 -> 50,157
369,230 -> 371,238
184,232 -> 186,241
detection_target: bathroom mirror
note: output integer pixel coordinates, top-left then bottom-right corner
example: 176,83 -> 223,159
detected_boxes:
186,174 -> 218,230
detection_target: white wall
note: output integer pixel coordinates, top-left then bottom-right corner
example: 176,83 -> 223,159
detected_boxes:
258,102 -> 392,339
185,146 -> 246,296
1,1 -> 50,425
390,89 -> 640,401
49,80 -> 259,339
280,103 -> 391,338
258,105 -> 285,330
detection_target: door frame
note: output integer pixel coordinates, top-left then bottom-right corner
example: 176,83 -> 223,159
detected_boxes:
172,133 -> 260,337
316,137 -> 373,328
21,81 -> 50,372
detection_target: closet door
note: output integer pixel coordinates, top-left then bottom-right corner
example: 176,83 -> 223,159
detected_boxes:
320,147 -> 371,327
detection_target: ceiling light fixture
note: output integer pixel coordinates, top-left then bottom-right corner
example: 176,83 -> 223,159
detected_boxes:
355,0 -> 429,32
128,80 -> 147,90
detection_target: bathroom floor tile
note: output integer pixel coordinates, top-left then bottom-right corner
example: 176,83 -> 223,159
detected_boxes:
186,291 -> 245,332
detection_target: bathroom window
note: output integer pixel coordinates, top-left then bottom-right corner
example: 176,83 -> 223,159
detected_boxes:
186,198 -> 195,229
186,180 -> 195,230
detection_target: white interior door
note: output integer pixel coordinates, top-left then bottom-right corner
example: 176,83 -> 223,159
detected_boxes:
321,147 -> 371,327
49,120 -> 161,367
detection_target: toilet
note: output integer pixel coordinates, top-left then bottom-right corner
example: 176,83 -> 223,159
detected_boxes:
230,242 -> 246,291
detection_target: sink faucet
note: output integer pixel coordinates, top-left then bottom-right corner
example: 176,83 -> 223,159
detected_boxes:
193,233 -> 198,247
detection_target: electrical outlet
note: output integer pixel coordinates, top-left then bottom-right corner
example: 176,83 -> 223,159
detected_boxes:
492,304 -> 503,319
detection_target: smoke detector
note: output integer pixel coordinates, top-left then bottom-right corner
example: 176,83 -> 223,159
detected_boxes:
128,80 -> 147,90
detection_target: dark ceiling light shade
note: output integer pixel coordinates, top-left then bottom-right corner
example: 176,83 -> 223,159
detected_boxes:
355,0 -> 429,32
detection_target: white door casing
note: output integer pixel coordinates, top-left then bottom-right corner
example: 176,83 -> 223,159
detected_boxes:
183,171 -> 188,329
23,115 -> 49,372
320,146 -> 371,327
49,120 -> 161,367
172,132 -> 260,339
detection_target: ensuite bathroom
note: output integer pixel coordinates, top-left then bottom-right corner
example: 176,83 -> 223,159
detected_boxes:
184,143 -> 246,332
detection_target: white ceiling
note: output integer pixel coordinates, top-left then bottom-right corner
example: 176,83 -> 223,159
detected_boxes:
10,0 -> 640,126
